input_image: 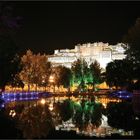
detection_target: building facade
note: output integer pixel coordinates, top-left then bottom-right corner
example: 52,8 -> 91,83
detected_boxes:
48,42 -> 127,69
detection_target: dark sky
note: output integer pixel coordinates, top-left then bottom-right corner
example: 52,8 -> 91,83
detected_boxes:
2,1 -> 140,54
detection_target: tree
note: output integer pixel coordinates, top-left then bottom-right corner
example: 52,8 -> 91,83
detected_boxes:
8,74 -> 24,90
72,97 -> 102,131
38,57 -> 51,91
52,98 -> 102,132
60,66 -> 72,90
20,50 -> 34,91
51,66 -> 72,92
123,18 -> 140,82
71,59 -> 89,92
106,102 -> 135,131
20,50 -> 51,91
71,59 -> 102,91
53,99 -> 74,122
17,104 -> 54,139
89,60 -> 102,90
105,59 -> 134,89
0,4 -> 22,92
0,35 -> 21,92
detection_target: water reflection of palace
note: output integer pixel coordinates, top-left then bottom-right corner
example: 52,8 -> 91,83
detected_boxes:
4,94 -> 134,138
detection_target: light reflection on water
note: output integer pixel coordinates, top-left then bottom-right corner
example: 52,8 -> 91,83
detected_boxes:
3,94 -> 133,138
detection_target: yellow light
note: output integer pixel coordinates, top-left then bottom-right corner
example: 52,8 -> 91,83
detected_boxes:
49,103 -> 53,111
40,99 -> 46,105
102,103 -> 107,108
9,110 -> 16,117
49,75 -> 54,83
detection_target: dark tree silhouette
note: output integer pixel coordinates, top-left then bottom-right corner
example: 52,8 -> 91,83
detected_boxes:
123,18 -> 140,82
0,35 -> 21,92
0,4 -> 22,92
0,103 -> 22,138
106,102 -> 135,131
105,59 -> 133,89
89,60 -> 102,90
53,99 -> 74,122
52,66 -> 72,92
8,74 -> 24,90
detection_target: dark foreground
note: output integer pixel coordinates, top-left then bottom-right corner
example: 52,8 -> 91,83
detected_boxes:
0,128 -> 139,139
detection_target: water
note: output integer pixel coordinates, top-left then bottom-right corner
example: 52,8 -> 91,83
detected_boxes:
0,92 -> 134,138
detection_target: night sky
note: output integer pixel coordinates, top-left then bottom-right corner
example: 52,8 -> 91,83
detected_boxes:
1,1 -> 140,54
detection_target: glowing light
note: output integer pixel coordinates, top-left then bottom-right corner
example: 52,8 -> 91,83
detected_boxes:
49,103 -> 53,111
135,117 -> 139,120
9,110 -> 16,117
49,75 -> 54,83
40,98 -> 46,105
102,103 -> 107,108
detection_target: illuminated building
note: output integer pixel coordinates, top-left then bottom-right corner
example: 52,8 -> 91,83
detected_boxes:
48,42 -> 127,69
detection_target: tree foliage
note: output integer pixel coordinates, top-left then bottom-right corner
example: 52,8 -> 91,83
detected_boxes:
89,60 -> 102,88
71,59 -> 88,85
106,102 -> 135,131
0,4 -> 22,92
9,74 -> 24,89
52,65 -> 72,89
72,97 -> 102,130
123,18 -> 140,81
105,60 -> 134,89
71,59 -> 102,91
17,104 -> 54,139
20,50 -> 51,91
53,99 -> 74,122
0,35 -> 21,91
52,98 -> 102,131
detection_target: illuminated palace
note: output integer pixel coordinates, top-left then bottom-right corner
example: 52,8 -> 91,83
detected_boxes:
48,42 -> 127,69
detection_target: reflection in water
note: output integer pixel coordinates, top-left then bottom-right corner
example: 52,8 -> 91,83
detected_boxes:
17,104 -> 54,139
5,95 -> 134,138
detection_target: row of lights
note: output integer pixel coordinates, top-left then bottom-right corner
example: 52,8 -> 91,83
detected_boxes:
1,92 -> 39,102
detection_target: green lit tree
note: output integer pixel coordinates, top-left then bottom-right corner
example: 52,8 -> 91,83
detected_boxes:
71,59 -> 89,92
52,98 -> 102,132
72,97 -> 102,131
